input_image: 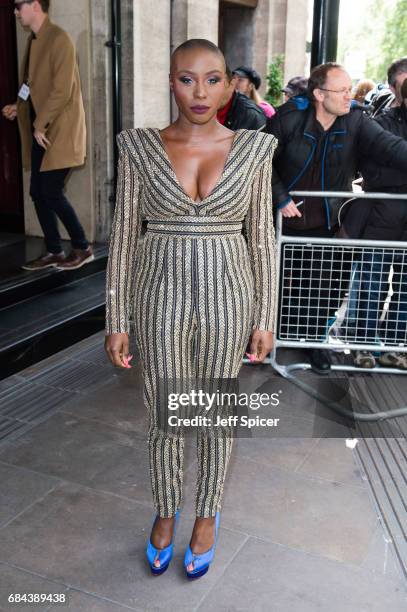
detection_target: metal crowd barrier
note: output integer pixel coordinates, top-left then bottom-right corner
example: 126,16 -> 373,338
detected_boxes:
268,190 -> 407,376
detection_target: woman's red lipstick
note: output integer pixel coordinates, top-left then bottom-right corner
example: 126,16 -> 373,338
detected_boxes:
190,105 -> 210,114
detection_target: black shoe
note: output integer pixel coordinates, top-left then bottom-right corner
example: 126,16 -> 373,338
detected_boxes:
308,349 -> 331,374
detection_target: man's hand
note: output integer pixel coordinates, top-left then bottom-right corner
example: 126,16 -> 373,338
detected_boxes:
246,330 -> 274,363
2,104 -> 17,121
34,128 -> 51,150
104,333 -> 133,369
281,199 -> 302,218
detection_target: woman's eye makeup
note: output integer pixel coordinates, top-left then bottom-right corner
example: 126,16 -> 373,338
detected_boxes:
178,75 -> 222,85
179,76 -> 193,84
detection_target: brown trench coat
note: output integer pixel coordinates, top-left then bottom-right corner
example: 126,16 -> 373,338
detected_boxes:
16,16 -> 86,172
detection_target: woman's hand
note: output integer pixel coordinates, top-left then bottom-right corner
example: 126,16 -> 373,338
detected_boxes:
104,333 -> 133,368
246,330 -> 274,363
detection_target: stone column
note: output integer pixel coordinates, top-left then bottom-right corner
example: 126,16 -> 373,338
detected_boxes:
268,0 -> 309,83
171,0 -> 219,120
93,0 -> 135,242
89,0 -> 114,242
172,0 -> 219,49
251,0 -> 272,96
284,0 -> 308,81
132,0 -> 171,128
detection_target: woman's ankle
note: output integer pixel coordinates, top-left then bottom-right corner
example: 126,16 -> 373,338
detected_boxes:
151,516 -> 175,546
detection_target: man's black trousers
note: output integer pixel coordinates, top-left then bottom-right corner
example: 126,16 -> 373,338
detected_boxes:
30,139 -> 88,254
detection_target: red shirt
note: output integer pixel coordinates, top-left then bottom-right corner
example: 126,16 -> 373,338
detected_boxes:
217,94 -> 234,125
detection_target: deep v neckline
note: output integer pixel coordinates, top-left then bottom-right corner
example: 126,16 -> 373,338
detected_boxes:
154,127 -> 241,206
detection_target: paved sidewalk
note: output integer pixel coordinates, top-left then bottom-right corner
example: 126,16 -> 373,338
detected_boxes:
0,332 -> 406,611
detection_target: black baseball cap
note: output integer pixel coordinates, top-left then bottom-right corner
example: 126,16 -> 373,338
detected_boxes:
233,66 -> 262,90
282,76 -> 309,97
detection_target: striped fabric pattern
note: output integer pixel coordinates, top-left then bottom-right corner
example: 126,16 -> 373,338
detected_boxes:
105,127 -> 278,517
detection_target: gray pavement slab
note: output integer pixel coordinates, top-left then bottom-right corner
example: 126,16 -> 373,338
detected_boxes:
361,523 -> 404,580
0,406 -> 197,507
0,482 -> 247,612
295,437 -> 367,487
0,463 -> 60,528
48,590 -> 141,611
188,450 -> 379,566
0,412 -> 154,505
195,536 -> 407,612
233,437 -> 321,472
0,416 -> 35,445
0,331 -> 405,610
0,563 -> 70,612
59,368 -> 148,437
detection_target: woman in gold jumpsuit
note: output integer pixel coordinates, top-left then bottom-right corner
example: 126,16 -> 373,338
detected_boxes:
105,39 -> 277,579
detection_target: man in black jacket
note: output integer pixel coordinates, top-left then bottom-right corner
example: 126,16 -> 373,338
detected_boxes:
265,62 -> 407,373
217,67 -> 266,130
350,58 -> 407,370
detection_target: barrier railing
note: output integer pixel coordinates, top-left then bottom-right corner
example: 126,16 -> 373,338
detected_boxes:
268,190 -> 407,376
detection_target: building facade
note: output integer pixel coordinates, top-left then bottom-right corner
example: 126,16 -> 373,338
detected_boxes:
13,0 -> 308,243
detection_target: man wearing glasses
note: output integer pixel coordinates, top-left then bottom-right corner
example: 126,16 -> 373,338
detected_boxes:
265,62 -> 407,373
2,0 -> 93,271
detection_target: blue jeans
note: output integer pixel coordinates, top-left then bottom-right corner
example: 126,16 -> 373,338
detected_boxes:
357,251 -> 407,344
30,139 -> 89,254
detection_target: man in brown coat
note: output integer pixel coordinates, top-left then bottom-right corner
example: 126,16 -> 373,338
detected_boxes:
2,0 -> 93,270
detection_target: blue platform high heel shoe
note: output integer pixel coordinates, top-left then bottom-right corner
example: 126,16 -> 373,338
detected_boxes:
146,509 -> 180,575
184,511 -> 220,579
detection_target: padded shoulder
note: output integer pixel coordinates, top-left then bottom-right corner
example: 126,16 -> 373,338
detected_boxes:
236,130 -> 277,180
251,130 -> 278,165
116,129 -> 145,166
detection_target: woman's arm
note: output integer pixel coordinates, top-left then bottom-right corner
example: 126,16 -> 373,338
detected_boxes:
244,141 -> 277,361
105,135 -> 141,367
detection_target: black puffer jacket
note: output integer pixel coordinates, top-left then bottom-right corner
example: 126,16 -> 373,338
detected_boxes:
225,91 -> 267,131
346,104 -> 407,240
265,97 -> 407,231
361,104 -> 407,192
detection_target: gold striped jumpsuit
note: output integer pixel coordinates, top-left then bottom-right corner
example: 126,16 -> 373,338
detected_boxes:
105,128 -> 277,518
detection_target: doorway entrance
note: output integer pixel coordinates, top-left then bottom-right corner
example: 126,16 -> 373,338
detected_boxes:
218,0 -> 257,69
0,0 -> 24,233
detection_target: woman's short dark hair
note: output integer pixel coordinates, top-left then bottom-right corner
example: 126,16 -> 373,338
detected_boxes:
170,39 -> 225,72
307,62 -> 343,100
387,57 -> 407,87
